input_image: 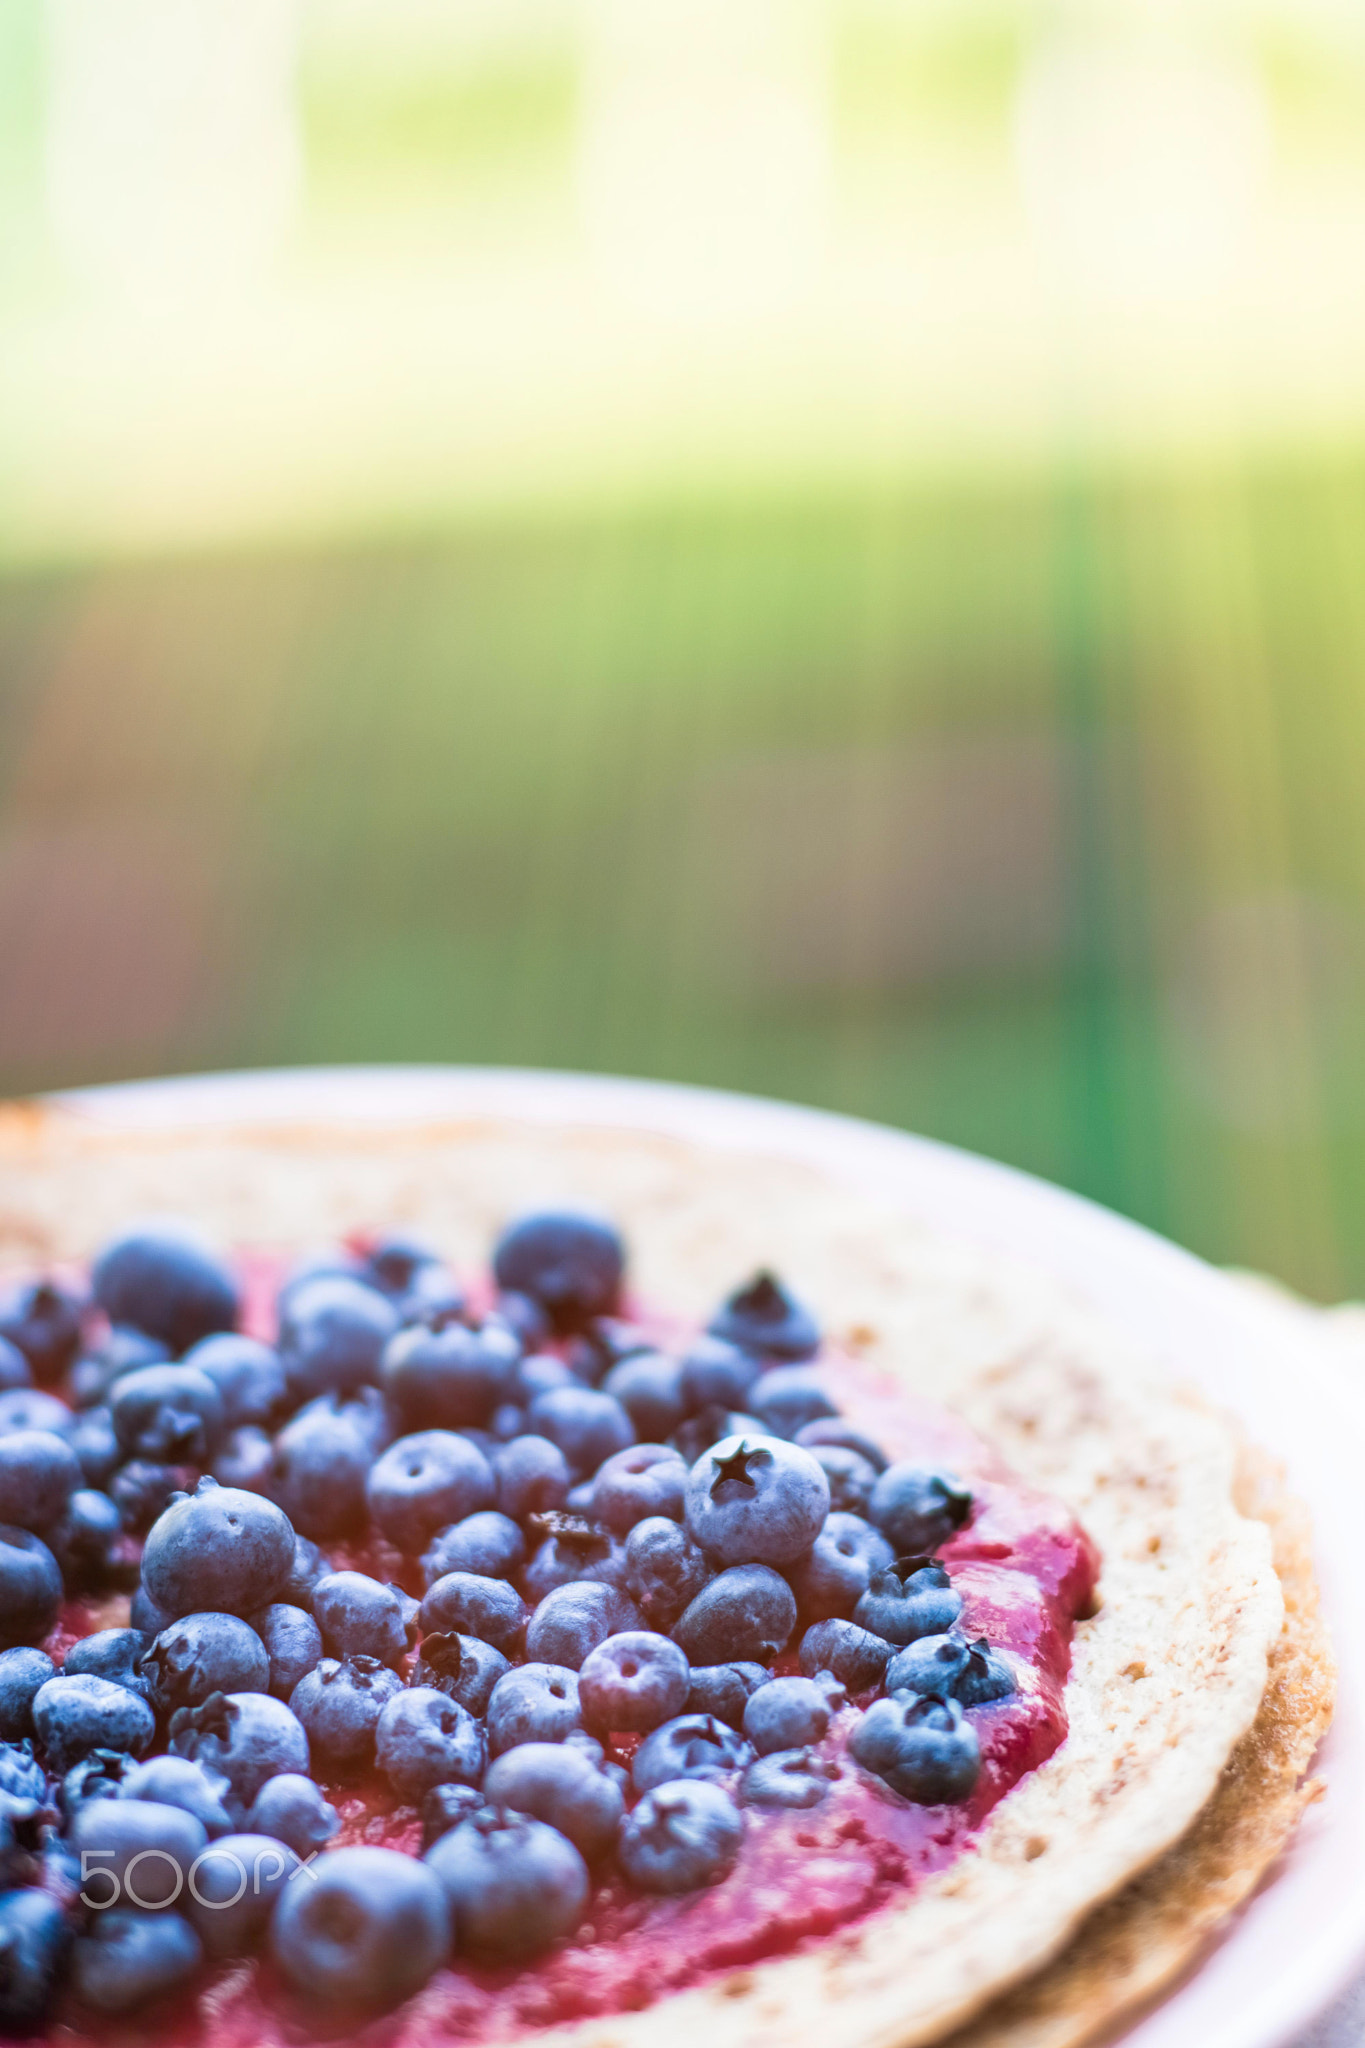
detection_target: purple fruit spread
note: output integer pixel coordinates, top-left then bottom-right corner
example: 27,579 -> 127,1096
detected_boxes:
11,1234 -> 1097,2047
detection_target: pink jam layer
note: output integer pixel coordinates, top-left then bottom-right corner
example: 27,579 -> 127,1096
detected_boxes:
40,1259 -> 1098,2048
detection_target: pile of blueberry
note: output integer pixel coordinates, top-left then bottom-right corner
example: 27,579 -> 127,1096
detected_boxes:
0,1211 -> 1015,2028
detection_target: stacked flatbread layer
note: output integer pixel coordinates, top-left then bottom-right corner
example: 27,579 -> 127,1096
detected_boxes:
0,1102 -> 1334,2048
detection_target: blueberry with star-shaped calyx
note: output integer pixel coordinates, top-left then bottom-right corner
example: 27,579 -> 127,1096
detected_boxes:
707,1272 -> 819,1361
853,1557 -> 963,1645
683,1435 -> 828,1567
850,1691 -> 979,1803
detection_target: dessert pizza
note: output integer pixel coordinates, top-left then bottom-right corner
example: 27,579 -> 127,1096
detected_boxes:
0,1099 -> 1334,2046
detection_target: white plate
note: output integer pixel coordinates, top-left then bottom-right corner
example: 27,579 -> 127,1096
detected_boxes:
49,1064 -> 1365,2048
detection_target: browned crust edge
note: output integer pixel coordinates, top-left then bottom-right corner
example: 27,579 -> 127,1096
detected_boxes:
940,1441 -> 1336,2048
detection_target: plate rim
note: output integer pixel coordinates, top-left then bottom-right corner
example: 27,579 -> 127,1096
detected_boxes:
38,1062 -> 1365,2048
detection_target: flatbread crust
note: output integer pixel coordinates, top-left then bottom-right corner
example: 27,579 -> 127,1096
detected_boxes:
941,1442 -> 1334,2048
0,1102 -> 1331,2048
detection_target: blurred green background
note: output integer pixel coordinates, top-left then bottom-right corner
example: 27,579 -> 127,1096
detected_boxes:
5,1 -> 1365,1298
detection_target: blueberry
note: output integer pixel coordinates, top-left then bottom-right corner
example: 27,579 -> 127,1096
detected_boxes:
366,1431 -> 495,1553
71,1794 -> 208,1908
679,1338 -> 760,1413
0,1740 -> 47,1805
954,1639 -> 1016,1707
92,1224 -> 239,1354
182,1334 -> 286,1429
425,1807 -> 588,1958
684,1661 -> 769,1727
850,1692 -> 980,1803
684,1434 -> 829,1568
276,1248 -> 366,1315
524,1581 -> 637,1670
140,1478 -> 294,1621
0,1528 -> 61,1648
395,1261 -> 467,1330
618,1777 -> 742,1893
883,1632 -> 971,1701
885,1633 -> 1014,1707
72,1327 -> 168,1409
129,1586 -> 171,1635
62,1628 -> 155,1704
420,1572 -> 526,1656
72,1907 -> 202,2014
287,1657 -> 399,1772
271,1845 -> 449,2010
742,1674 -> 841,1755
381,1320 -> 519,1432
868,1464 -> 973,1554
0,1648 -> 54,1739
375,1687 -> 485,1801
0,1886 -> 70,2029
270,1394 -> 381,1540
279,1275 -> 398,1403
800,1424 -> 886,1472
806,1443 -> 879,1516
492,1211 -> 624,1331
789,1512 -> 895,1623
748,1367 -> 837,1439
141,1611 -> 267,1712
250,1603 -> 323,1699
512,1353 -> 575,1404
312,1571 -> 413,1668
58,1747 -> 138,1822
0,1278 -> 83,1386
522,1522 -> 626,1604
410,1632 -> 509,1717
248,1772 -> 338,1857
852,1558 -> 963,1645
48,1486 -> 126,1587
798,1619 -> 891,1693
482,1741 -> 623,1861
568,1317 -> 654,1383
579,1631 -> 690,1734
212,1425 -> 275,1491
623,1516 -> 711,1629
708,1272 -> 818,1361
631,1714 -> 751,1792
168,1689 -> 309,1810
420,1781 -> 485,1850
674,1564 -> 797,1665
33,1674 -> 154,1773
185,1831 -> 299,1956
0,1341 -> 30,1397
109,1364 -> 224,1464
0,1392 -> 70,1440
66,1364 -> 110,1411
527,1387 -> 633,1479
485,1662 -> 580,1755
741,1747 -> 837,1808
0,1430 -> 80,1532
362,1234 -> 443,1299
112,1459 -> 194,1536
68,1407 -> 121,1488
601,1355 -> 687,1443
278,1534 -> 331,1611
492,1433 -> 570,1521
121,1754 -> 234,1837
590,1444 -> 686,1535
421,1510 -> 525,1587
492,1288 -> 550,1349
